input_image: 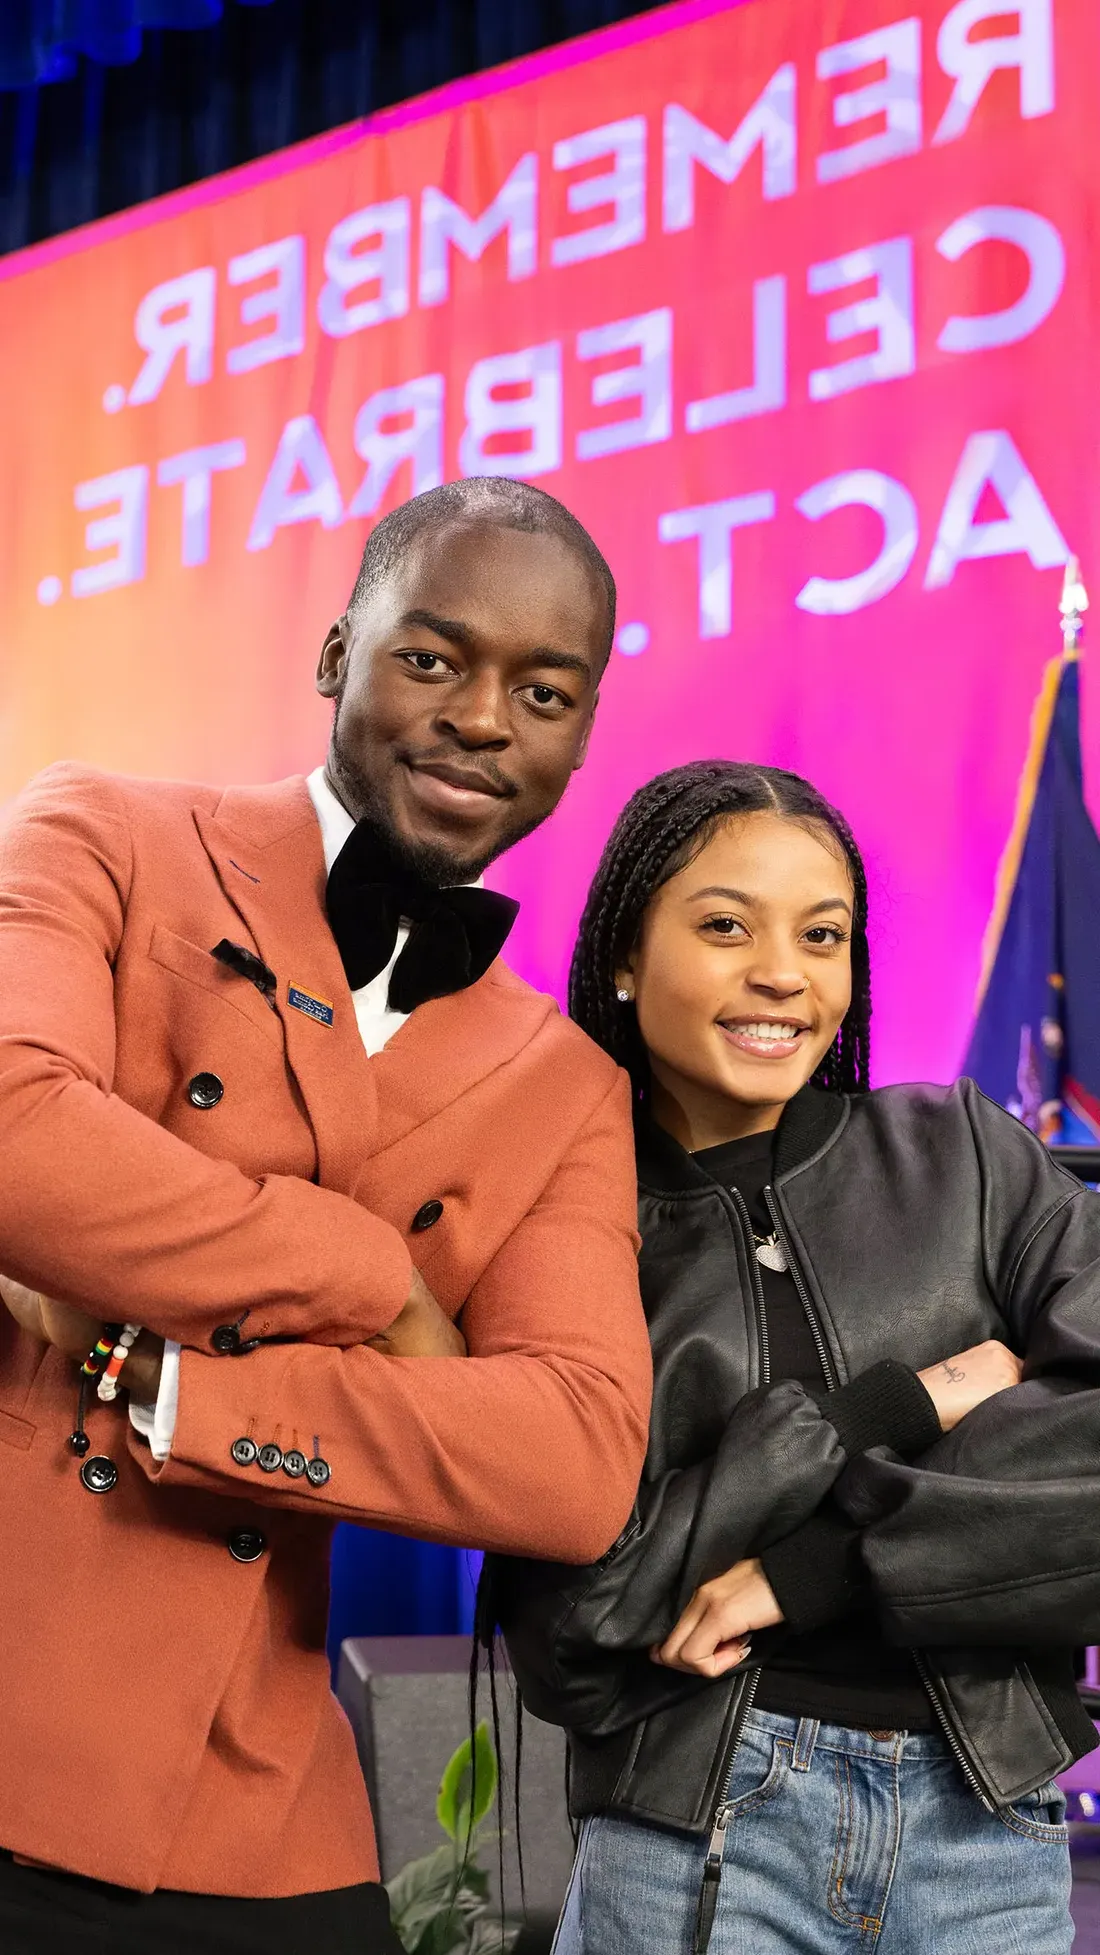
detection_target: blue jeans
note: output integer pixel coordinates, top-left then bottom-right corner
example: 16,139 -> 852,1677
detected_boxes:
554,1709 -> 1073,1954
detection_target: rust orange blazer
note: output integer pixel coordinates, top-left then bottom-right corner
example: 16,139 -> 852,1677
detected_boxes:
0,764 -> 651,1898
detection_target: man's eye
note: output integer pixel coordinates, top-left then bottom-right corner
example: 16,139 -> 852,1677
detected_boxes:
523,684 -> 569,713
401,652 -> 450,674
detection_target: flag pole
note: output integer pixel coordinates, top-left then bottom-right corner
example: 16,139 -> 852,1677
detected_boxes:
1062,555 -> 1098,1696
972,567 -> 1089,1010
1059,555 -> 1088,656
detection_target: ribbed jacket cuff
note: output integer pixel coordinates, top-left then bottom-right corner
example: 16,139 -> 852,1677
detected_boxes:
761,1507 -> 868,1634
821,1359 -> 941,1460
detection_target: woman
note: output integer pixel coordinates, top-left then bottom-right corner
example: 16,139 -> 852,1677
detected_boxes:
490,760 -> 1100,1955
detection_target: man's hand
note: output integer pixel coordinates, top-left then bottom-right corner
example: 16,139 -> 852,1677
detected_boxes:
0,1275 -> 165,1402
2,1258 -> 464,1406
917,1339 -> 1022,1432
367,1267 -> 467,1358
652,1557 -> 782,1678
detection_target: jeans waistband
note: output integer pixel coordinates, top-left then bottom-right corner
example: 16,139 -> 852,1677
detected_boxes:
745,1706 -> 950,1763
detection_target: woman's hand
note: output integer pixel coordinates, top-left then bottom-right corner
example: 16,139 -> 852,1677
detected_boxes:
367,1267 -> 467,1358
917,1339 -> 1022,1432
0,1274 -> 99,1361
651,1557 -> 782,1678
644,1345 -> 1023,1683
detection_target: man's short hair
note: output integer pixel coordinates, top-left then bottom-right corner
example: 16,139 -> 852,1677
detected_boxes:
347,477 -> 617,664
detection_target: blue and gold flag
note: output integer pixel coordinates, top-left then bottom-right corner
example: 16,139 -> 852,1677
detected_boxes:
965,643 -> 1100,1144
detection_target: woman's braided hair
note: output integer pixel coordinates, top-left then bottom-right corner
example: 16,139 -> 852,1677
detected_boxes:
568,759 -> 872,1099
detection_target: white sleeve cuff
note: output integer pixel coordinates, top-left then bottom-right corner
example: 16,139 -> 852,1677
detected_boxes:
127,1340 -> 181,1462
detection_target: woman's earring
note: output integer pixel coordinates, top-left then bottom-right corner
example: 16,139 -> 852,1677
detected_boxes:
616,988 -> 632,1004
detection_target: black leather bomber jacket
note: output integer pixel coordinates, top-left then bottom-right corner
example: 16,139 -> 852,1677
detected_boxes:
488,1080 -> 1100,1837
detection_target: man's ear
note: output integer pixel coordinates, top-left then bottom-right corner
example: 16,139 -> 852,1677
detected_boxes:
572,688 -> 600,771
316,617 -> 349,699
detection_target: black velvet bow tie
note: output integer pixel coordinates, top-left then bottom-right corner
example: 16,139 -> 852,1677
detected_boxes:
325,820 -> 519,1013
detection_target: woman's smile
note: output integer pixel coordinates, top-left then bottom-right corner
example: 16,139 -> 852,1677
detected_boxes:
717,1017 -> 811,1060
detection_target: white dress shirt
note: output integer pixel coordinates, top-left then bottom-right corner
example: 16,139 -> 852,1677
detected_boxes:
130,766 -> 415,1458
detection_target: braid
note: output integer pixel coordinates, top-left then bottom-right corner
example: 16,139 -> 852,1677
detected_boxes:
569,761 -> 873,1100
802,801 -> 871,1095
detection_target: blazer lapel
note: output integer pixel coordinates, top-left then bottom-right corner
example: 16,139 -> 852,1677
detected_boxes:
363,969 -> 553,1170
193,777 -> 554,1199
193,781 -> 378,1198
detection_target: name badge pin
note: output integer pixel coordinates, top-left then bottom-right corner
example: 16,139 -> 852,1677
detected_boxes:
287,985 -> 334,1027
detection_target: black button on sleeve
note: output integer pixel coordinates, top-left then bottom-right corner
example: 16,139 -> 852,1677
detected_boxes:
80,1455 -> 118,1494
227,1528 -> 266,1563
231,1437 -> 258,1468
282,1450 -> 307,1479
212,1324 -> 241,1355
412,1199 -> 444,1232
305,1457 -> 331,1488
257,1443 -> 283,1473
187,1072 -> 224,1110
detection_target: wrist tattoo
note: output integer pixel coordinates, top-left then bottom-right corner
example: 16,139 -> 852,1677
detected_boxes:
940,1361 -> 965,1383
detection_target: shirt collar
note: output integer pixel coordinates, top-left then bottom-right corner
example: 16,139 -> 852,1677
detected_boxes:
306,765 -> 355,876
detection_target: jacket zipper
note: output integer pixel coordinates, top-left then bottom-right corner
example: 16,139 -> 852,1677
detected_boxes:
593,1513 -> 641,1571
729,1188 -> 770,1388
911,1653 -> 995,1810
764,1187 -> 837,1390
693,1667 -> 762,1955
765,1190 -> 995,1811
691,1190 -> 770,1955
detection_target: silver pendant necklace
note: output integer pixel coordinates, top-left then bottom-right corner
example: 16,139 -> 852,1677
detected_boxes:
753,1233 -> 788,1272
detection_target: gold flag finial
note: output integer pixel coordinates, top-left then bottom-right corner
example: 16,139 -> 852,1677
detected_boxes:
1060,556 -> 1088,654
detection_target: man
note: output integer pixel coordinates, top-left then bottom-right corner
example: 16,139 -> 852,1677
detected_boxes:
0,478 -> 651,1953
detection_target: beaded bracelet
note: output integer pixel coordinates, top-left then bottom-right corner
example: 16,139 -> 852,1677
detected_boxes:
97,1323 -> 142,1402
81,1325 -> 121,1379
71,1324 -> 121,1458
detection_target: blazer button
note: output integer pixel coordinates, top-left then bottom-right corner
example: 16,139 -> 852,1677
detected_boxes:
80,1455 -> 118,1495
412,1199 -> 444,1233
257,1442 -> 283,1473
227,1528 -> 266,1563
306,1456 -> 331,1488
282,1450 -> 307,1479
212,1324 -> 241,1355
230,1437 -> 258,1467
187,1072 -> 224,1110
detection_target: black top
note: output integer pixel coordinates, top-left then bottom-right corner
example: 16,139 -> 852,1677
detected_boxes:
693,1129 -> 934,1731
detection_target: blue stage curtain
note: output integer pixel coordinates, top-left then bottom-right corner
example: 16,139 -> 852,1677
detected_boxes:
327,1527 -> 482,1668
0,0 -> 654,252
0,3 -> 273,89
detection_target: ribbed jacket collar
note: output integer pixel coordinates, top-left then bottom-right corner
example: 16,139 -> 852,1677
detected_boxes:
634,1081 -> 850,1194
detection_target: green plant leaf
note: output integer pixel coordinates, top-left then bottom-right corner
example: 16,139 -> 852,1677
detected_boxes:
387,1842 -> 461,1934
412,1907 -> 474,1955
436,1721 -> 498,1843
386,1838 -> 506,1955
468,1920 -> 522,1955
462,1862 -> 491,1904
386,1729 -> 506,1954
